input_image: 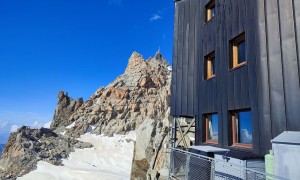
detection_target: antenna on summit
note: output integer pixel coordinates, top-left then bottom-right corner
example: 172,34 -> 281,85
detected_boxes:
157,47 -> 161,54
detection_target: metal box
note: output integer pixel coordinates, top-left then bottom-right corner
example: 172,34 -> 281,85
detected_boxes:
272,131 -> 300,179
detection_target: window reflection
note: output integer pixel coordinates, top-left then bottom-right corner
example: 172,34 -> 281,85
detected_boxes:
237,111 -> 252,144
237,40 -> 246,64
231,33 -> 246,69
205,113 -> 218,144
208,114 -> 218,141
232,110 -> 252,147
211,5 -> 215,18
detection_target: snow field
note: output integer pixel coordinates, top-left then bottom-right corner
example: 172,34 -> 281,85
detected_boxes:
19,132 -> 135,180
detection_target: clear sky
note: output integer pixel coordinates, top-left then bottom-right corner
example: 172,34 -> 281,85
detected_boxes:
0,0 -> 174,144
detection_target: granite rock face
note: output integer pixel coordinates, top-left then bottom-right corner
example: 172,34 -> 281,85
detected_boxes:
64,51 -> 171,137
0,127 -> 92,179
50,91 -> 84,130
62,50 -> 172,179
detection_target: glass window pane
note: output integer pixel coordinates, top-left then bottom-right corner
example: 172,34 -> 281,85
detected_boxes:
208,114 -> 218,141
211,6 -> 215,17
238,40 -> 246,64
211,56 -> 215,76
204,59 -> 208,79
238,111 -> 252,144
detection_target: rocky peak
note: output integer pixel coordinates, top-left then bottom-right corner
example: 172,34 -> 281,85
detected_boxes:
153,49 -> 169,67
57,51 -> 172,179
125,51 -> 170,75
64,51 -> 171,137
125,51 -> 147,74
50,91 -> 84,130
147,49 -> 170,69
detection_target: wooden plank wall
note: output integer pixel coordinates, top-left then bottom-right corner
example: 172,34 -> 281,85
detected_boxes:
256,0 -> 300,154
170,2 -> 179,116
214,0 -> 260,155
255,0 -> 273,156
170,0 -> 199,116
170,0 -> 300,156
171,0 -> 261,156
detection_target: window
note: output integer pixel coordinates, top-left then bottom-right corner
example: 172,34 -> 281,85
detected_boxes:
230,110 -> 253,148
204,113 -> 218,144
231,33 -> 246,69
204,52 -> 216,80
205,0 -> 215,22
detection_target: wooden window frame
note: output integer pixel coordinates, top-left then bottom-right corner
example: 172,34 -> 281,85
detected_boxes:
231,33 -> 247,69
204,114 -> 218,144
230,111 -> 253,149
204,52 -> 216,80
205,0 -> 215,22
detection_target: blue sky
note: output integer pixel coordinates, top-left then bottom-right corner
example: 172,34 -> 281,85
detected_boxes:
0,0 -> 174,144
239,111 -> 253,144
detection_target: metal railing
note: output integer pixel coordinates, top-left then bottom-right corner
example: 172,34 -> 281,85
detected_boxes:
169,148 -> 286,180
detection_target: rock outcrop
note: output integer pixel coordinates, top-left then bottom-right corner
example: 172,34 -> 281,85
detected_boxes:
0,127 -> 92,179
62,50 -> 172,179
50,91 -> 84,130
63,51 -> 171,138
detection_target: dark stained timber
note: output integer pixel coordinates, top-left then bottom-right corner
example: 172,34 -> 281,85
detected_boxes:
234,68 -> 242,109
170,0 -> 300,158
181,0 -> 189,115
265,0 -> 287,137
170,3 -> 179,116
278,0 -> 300,131
187,0 -> 196,115
193,0 -> 201,114
255,0 -> 273,155
175,1 -> 184,115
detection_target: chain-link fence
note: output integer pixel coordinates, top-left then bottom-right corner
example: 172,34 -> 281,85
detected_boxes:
169,148 -> 286,180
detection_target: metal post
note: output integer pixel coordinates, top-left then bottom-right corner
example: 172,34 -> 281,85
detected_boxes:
168,148 -> 173,180
169,117 -> 177,180
172,117 -> 177,148
211,160 -> 215,180
185,153 -> 191,180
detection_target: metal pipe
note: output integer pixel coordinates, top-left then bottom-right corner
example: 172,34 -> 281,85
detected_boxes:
172,117 -> 176,148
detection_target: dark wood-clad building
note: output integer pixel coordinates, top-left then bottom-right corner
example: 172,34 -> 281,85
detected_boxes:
170,0 -> 300,158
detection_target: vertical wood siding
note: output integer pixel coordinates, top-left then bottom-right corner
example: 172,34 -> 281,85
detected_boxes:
170,0 -> 300,157
278,0 -> 300,131
256,0 -> 300,155
170,2 -> 179,116
171,0 -> 199,116
255,0 -> 273,155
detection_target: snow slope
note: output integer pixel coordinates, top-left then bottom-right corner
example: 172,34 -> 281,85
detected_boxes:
18,132 -> 135,180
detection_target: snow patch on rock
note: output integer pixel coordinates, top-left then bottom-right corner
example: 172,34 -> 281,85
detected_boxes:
65,122 -> 76,129
18,132 -> 135,180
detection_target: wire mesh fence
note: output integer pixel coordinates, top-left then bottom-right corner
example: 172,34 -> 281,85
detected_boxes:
169,148 -> 286,180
